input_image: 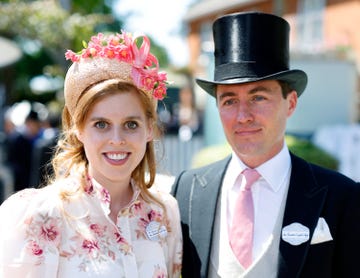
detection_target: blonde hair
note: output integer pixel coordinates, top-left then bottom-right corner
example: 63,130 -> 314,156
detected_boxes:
51,79 -> 163,207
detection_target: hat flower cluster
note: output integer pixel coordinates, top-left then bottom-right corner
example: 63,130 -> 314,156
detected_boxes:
65,31 -> 168,100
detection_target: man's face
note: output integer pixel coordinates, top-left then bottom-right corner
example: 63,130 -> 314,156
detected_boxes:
216,80 -> 297,168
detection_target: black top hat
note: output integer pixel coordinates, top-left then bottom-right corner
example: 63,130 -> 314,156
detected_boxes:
196,11 -> 307,97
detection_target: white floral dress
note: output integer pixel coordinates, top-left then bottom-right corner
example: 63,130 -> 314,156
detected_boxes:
0,177 -> 182,277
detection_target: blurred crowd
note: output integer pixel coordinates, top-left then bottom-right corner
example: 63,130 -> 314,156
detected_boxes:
0,101 -> 60,198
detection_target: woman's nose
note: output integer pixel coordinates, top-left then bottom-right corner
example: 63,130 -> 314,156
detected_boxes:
109,128 -> 126,145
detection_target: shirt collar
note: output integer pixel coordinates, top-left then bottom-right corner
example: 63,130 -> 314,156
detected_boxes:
229,142 -> 291,192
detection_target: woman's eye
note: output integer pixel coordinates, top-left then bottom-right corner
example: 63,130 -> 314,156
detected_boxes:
126,121 -> 138,130
95,121 -> 108,129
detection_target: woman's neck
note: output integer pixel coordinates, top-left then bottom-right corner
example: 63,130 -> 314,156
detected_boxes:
107,180 -> 134,223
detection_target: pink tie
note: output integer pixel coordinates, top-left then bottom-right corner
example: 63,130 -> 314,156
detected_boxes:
229,168 -> 260,269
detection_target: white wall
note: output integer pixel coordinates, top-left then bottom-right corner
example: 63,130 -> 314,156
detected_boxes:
287,58 -> 358,136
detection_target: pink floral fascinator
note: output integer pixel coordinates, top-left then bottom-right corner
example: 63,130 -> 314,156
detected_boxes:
64,30 -> 168,115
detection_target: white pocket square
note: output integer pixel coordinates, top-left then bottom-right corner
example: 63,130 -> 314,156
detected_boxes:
310,217 -> 333,244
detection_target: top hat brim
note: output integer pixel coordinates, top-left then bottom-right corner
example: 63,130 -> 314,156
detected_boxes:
196,69 -> 308,98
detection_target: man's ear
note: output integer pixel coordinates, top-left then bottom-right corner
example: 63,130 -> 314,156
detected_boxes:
287,90 -> 298,117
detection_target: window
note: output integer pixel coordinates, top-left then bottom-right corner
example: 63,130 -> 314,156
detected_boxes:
296,0 -> 326,53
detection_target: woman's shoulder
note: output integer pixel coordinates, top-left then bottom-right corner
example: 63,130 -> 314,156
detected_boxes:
1,186 -> 57,218
150,184 -> 177,207
150,173 -> 175,195
2,186 -> 51,205
149,183 -> 180,224
0,177 -> 80,218
0,187 -> 61,242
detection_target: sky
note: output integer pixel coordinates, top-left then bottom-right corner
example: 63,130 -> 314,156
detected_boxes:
113,0 -> 195,67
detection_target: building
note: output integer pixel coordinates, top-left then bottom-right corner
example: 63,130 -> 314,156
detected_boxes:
183,0 -> 360,180
185,0 -> 360,79
184,0 -> 360,138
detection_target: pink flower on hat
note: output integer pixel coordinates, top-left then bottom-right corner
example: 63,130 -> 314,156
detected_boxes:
65,30 -> 168,100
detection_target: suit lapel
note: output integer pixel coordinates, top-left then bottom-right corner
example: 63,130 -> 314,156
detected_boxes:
189,157 -> 230,274
278,154 -> 328,277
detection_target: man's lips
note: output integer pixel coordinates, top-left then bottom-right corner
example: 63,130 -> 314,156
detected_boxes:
235,128 -> 261,135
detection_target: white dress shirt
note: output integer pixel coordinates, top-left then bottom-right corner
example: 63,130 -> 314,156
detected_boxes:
223,143 -> 292,261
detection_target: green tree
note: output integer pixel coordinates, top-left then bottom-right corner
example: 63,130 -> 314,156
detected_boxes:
0,0 -> 111,101
0,0 -> 115,66
0,0 -> 169,103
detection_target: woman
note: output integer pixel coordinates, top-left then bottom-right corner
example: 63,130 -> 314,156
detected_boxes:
0,31 -> 182,277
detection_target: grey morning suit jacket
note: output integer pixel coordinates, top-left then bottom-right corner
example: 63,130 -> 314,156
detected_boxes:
172,153 -> 360,278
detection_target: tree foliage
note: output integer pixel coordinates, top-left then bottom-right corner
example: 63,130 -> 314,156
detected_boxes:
0,0 -> 113,68
0,0 -> 169,103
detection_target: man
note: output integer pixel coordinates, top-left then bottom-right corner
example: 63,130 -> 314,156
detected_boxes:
172,11 -> 360,278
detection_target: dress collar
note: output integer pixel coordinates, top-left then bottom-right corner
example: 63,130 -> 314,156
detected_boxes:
85,176 -> 142,215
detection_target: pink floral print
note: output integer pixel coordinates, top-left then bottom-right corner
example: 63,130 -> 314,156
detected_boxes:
0,178 -> 182,277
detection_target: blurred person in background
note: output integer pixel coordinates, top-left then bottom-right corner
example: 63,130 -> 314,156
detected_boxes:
175,85 -> 202,141
3,102 -> 48,191
29,108 -> 61,187
3,106 -> 33,192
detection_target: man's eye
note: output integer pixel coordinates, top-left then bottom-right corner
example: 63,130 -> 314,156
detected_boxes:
222,99 -> 236,106
126,121 -> 138,130
253,95 -> 266,101
95,121 -> 108,129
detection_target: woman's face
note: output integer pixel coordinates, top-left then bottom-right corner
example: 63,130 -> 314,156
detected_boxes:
76,91 -> 153,187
